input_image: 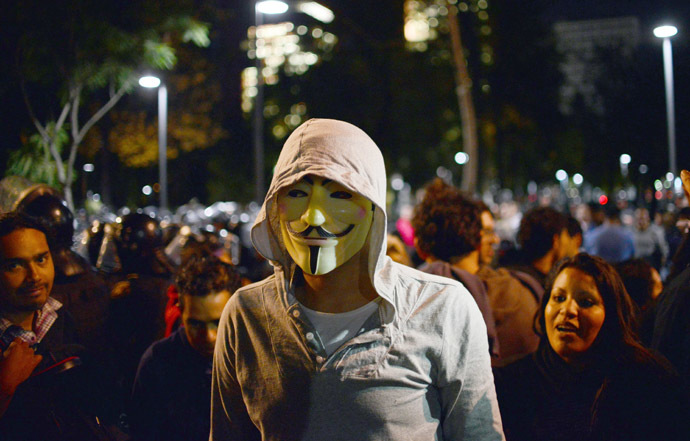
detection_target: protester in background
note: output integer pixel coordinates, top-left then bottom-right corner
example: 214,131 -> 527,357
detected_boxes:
494,253 -> 687,441
564,216 -> 583,258
477,203 -> 542,366
385,233 -> 412,267
477,201 -> 501,267
615,259 -> 662,315
412,178 -> 499,360
106,212 -> 175,422
585,204 -> 635,263
632,207 -> 668,271
510,206 -> 569,289
0,212 -> 101,439
130,255 -> 241,441
650,169 -> 690,382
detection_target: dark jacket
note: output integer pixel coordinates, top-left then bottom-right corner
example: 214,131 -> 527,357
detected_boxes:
0,311 -> 100,441
129,326 -> 213,441
494,343 -> 688,441
650,266 -> 690,381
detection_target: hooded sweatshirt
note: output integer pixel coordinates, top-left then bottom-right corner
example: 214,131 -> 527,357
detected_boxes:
210,118 -> 504,441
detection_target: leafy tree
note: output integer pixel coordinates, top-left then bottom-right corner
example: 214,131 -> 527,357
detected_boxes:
14,0 -> 209,210
6,122 -> 67,187
103,49 -> 225,169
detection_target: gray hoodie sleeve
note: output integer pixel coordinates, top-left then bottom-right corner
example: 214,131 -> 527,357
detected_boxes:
437,284 -> 505,440
210,300 -> 261,441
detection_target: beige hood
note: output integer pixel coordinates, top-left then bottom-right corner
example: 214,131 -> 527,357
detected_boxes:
251,118 -> 389,294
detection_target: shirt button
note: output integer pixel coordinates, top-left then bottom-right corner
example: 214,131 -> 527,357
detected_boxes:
316,356 -> 325,364
306,332 -> 315,341
292,310 -> 300,318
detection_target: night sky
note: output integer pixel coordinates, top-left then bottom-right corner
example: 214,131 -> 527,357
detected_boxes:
1,0 -> 689,202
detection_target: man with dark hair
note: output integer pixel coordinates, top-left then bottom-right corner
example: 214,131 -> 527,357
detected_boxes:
564,215 -> 583,258
0,211 -> 94,439
129,255 -> 242,441
412,178 -> 499,359
584,204 -> 635,263
513,206 -> 569,288
475,207 -> 543,366
0,213 -> 54,420
476,201 -> 500,267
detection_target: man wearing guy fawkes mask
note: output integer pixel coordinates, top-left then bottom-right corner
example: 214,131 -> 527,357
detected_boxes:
210,119 -> 504,441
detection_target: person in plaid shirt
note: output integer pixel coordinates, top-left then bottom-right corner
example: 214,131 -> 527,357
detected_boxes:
0,212 -> 55,418
0,212 -> 96,440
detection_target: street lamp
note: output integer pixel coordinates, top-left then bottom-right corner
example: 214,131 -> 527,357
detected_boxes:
254,1 -> 288,202
619,153 -> 631,178
653,25 -> 678,178
139,75 -> 168,211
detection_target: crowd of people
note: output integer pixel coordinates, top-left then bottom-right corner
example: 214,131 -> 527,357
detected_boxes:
0,118 -> 689,440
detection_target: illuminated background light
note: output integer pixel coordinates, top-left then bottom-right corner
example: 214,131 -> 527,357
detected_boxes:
296,2 -> 334,23
653,25 -> 678,38
256,1 -> 289,15
454,151 -> 469,165
138,76 -> 161,88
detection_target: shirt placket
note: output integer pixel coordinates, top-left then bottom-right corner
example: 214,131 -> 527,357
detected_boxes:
286,302 -> 328,366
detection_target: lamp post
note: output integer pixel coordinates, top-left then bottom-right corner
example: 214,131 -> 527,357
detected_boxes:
653,25 -> 678,178
619,153 -> 631,178
139,75 -> 168,211
253,1 -> 289,202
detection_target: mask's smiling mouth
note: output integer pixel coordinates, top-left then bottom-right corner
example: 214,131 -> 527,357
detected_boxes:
286,223 -> 354,239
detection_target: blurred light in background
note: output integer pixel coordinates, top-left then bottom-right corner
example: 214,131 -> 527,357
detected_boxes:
391,173 -> 405,191
142,185 -> 152,196
555,169 -> 568,182
297,2 -> 334,23
138,76 -> 161,88
83,163 -> 95,172
454,151 -> 469,165
256,1 -> 289,14
573,173 -> 583,186
653,25 -> 678,38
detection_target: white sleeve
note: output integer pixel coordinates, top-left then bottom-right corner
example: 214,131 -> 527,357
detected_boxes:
437,286 -> 505,440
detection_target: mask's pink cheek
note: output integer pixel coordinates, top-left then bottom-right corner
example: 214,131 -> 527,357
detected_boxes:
278,203 -> 286,214
358,207 -> 367,219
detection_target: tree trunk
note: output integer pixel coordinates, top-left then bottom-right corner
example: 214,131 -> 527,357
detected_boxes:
447,4 -> 478,194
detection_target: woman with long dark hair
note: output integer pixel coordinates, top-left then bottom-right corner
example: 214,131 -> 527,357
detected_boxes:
494,253 -> 687,440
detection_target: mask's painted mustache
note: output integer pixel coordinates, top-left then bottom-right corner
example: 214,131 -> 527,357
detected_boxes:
288,223 -> 354,238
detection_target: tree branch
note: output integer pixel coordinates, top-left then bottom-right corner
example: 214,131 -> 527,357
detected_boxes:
76,80 -> 130,142
20,79 -> 49,140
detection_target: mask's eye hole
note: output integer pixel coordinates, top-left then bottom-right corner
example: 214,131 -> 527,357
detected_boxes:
330,191 -> 352,199
287,189 -> 308,197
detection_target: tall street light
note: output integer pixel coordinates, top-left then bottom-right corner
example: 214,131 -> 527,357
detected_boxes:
653,25 -> 678,178
254,1 -> 289,202
139,75 -> 168,211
